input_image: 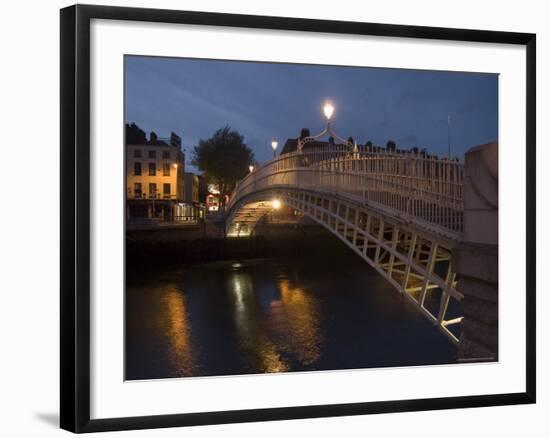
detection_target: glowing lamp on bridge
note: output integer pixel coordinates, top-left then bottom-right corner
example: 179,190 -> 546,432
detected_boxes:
272,199 -> 282,209
323,102 -> 335,121
249,165 -> 254,173
271,138 -> 278,158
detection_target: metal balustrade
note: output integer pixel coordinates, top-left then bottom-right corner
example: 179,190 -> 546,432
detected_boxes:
228,147 -> 464,240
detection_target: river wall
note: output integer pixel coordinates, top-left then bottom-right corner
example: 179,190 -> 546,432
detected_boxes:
126,222 -> 341,268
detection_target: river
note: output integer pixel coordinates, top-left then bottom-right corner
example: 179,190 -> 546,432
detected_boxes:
126,242 -> 458,380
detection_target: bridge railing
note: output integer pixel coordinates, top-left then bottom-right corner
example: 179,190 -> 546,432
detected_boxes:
229,147 -> 465,238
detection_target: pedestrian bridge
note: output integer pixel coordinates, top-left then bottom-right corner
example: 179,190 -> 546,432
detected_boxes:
224,146 -> 466,344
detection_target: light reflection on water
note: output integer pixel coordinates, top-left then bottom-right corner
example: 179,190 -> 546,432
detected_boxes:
229,272 -> 290,373
271,279 -> 321,366
228,273 -> 322,373
126,256 -> 457,380
161,288 -> 196,376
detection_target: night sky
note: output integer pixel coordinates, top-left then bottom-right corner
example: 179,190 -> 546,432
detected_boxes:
125,55 -> 498,172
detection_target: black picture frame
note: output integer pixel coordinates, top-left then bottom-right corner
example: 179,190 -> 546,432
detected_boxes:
60,4 -> 536,433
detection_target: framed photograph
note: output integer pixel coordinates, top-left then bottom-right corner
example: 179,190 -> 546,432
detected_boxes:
60,4 -> 536,433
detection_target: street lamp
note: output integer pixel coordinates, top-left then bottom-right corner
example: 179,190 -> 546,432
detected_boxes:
272,199 -> 281,209
323,102 -> 334,121
297,101 -> 353,152
249,165 -> 254,173
271,138 -> 278,158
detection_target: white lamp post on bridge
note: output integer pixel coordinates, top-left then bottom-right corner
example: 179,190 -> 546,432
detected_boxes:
271,138 -> 278,158
323,102 -> 334,124
297,101 -> 354,152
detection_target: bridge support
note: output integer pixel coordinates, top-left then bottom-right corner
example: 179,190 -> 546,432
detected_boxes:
454,142 -> 498,361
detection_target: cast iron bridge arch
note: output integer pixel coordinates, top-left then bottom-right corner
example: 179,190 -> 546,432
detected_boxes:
224,146 -> 465,344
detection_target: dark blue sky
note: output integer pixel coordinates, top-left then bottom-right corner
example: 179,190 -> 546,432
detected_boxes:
125,56 -> 498,171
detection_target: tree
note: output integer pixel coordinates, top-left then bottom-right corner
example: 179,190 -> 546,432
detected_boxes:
192,126 -> 255,201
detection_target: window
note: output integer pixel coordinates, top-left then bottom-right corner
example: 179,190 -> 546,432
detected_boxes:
162,151 -> 170,159
149,183 -> 157,198
148,150 -> 156,159
133,149 -> 142,158
163,162 -> 170,176
134,182 -> 142,198
149,162 -> 156,176
163,183 -> 171,198
134,162 -> 141,176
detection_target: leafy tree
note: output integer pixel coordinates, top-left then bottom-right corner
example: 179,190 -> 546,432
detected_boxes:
192,126 -> 255,200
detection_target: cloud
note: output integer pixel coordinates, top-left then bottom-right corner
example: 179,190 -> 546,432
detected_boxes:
125,56 -> 497,163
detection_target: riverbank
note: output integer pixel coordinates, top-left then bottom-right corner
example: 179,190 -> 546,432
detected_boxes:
126,222 -> 340,268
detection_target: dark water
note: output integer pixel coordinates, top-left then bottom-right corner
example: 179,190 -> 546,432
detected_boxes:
126,249 -> 457,380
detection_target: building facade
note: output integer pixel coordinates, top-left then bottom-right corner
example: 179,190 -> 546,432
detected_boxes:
181,172 -> 204,220
184,172 -> 199,204
126,133 -> 185,221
